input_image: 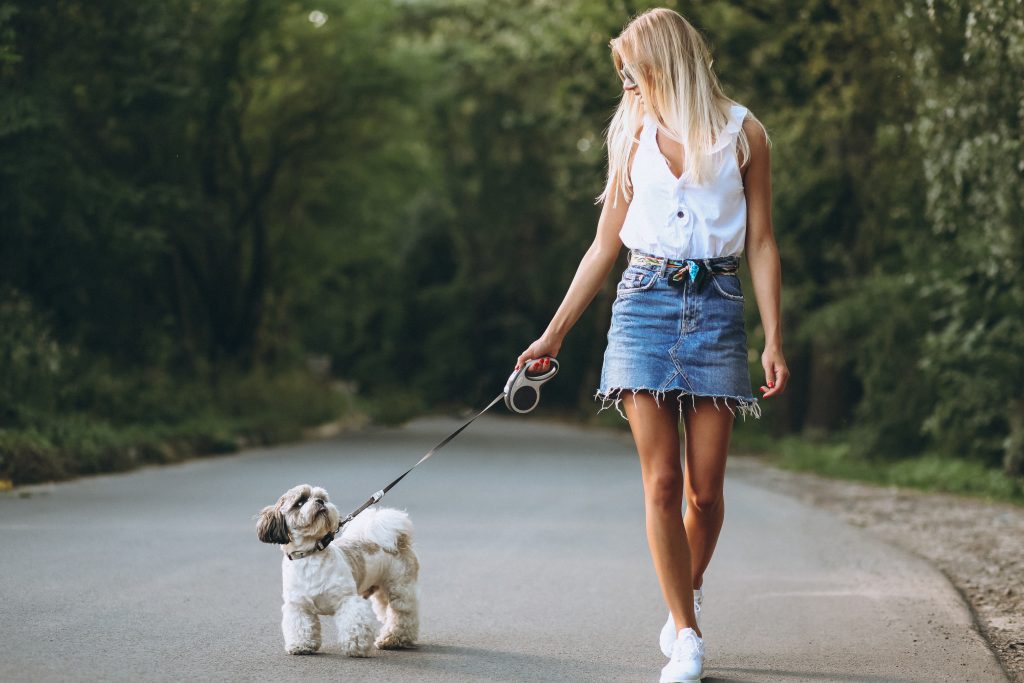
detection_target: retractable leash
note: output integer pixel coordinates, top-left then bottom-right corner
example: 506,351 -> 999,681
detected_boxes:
503,357 -> 560,414
334,357 -> 560,532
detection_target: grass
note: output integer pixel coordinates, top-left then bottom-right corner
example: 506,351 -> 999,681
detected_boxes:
731,428 -> 1024,505
0,368 -> 364,487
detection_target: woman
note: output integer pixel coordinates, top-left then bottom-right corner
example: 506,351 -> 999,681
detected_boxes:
515,8 -> 789,682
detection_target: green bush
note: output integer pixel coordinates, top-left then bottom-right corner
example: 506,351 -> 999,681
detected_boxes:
0,288 -> 64,426
0,428 -> 66,484
0,367 -> 359,486
360,387 -> 430,428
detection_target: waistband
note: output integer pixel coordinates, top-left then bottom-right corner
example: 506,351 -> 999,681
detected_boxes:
628,249 -> 740,275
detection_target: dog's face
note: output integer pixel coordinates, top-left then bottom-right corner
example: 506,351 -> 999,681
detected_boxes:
256,484 -> 340,546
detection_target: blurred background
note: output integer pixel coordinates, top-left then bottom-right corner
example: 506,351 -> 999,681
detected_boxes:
1,0 -> 1021,498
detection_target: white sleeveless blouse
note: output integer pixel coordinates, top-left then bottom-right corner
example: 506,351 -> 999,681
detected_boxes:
619,103 -> 749,260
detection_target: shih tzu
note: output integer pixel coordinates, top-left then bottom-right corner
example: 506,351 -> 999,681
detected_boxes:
256,484 -> 420,656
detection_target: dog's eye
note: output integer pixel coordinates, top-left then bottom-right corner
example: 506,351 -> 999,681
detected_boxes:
295,498 -> 307,508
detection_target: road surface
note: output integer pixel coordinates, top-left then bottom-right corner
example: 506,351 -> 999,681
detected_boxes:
0,416 -> 1006,681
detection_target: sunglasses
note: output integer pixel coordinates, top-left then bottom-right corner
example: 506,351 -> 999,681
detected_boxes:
619,65 -> 638,90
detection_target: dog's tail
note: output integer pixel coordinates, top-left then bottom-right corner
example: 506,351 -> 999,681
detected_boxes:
340,507 -> 414,553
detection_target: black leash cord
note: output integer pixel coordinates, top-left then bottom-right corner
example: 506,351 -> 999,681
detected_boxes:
336,392 -> 506,531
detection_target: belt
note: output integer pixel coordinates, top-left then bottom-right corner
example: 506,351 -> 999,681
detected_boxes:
628,250 -> 738,289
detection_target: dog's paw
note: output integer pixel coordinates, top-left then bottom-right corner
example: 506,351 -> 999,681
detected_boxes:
341,639 -> 373,658
285,643 -> 320,655
375,631 -> 417,650
341,624 -> 376,658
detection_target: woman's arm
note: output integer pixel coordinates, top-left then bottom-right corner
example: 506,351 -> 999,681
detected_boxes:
515,168 -> 633,370
741,117 -> 789,398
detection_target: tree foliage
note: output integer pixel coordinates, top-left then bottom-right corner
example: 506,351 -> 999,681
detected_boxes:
902,0 -> 1024,473
1,0 -> 1021,479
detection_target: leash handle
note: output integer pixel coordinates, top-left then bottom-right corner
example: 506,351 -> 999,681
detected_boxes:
504,356 -> 559,414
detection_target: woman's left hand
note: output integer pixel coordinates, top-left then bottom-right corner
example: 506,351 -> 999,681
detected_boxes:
759,346 -> 789,399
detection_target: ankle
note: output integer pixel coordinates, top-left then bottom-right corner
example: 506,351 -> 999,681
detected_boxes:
673,619 -> 700,635
677,626 -> 702,639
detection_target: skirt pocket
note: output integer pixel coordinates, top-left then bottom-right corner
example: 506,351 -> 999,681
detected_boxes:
617,265 -> 659,296
710,273 -> 744,302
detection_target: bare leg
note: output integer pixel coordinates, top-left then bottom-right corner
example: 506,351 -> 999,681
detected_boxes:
623,391 -> 701,637
682,396 -> 733,590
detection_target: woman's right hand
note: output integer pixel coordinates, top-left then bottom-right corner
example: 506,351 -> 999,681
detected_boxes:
515,334 -> 562,372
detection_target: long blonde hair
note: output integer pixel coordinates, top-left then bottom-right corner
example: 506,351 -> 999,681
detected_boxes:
597,8 -> 768,206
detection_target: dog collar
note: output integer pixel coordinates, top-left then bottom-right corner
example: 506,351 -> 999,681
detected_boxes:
285,530 -> 336,561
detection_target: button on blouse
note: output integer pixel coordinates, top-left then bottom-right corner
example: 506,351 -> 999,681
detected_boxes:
618,102 -> 749,260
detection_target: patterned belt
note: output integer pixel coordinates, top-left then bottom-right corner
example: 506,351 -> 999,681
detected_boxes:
629,252 -> 739,272
628,251 -> 738,289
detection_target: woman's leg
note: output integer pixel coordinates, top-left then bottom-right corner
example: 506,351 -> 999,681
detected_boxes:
682,396 -> 734,590
623,391 -> 700,637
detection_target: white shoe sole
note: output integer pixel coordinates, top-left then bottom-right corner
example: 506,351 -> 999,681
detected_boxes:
659,674 -> 702,683
659,662 -> 704,683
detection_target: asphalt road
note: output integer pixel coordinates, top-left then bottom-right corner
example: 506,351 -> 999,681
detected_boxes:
0,416 -> 1006,682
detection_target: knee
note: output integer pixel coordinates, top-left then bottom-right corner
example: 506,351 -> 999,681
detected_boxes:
686,487 -> 723,515
645,470 -> 684,512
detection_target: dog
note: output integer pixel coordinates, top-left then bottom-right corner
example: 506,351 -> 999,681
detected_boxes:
256,484 -> 420,656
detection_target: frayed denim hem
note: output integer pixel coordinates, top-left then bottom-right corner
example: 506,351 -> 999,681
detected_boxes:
593,387 -> 762,422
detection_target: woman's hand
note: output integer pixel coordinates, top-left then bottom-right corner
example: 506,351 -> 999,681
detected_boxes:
759,346 -> 789,399
515,335 -> 562,372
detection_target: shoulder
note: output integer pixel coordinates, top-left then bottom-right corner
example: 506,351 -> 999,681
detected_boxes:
733,100 -> 766,146
738,110 -> 770,174
741,112 -> 767,147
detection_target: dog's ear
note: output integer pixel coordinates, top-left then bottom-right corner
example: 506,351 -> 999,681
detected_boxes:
256,505 -> 291,544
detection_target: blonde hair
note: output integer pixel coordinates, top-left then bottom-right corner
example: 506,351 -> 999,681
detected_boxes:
597,8 -> 768,206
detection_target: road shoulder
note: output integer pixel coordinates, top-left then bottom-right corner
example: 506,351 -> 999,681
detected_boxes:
729,455 -> 1024,682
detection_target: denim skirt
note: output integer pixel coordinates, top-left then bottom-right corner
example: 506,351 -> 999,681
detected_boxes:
595,250 -> 761,421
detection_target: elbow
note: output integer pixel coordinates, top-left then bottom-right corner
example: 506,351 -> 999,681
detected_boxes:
588,241 -> 621,270
745,227 -> 777,257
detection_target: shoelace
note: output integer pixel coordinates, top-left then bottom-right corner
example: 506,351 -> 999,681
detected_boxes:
671,629 -> 704,661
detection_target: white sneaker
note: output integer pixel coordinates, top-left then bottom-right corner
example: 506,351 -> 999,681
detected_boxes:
659,627 -> 704,683
659,588 -> 703,657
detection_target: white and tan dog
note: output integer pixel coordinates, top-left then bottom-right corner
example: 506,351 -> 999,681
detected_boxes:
256,484 -> 419,656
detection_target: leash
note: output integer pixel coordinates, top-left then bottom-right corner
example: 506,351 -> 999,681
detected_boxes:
288,392 -> 506,560
334,392 -> 504,532
334,357 -> 560,533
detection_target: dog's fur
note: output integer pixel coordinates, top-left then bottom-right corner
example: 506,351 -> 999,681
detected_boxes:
256,484 -> 419,656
